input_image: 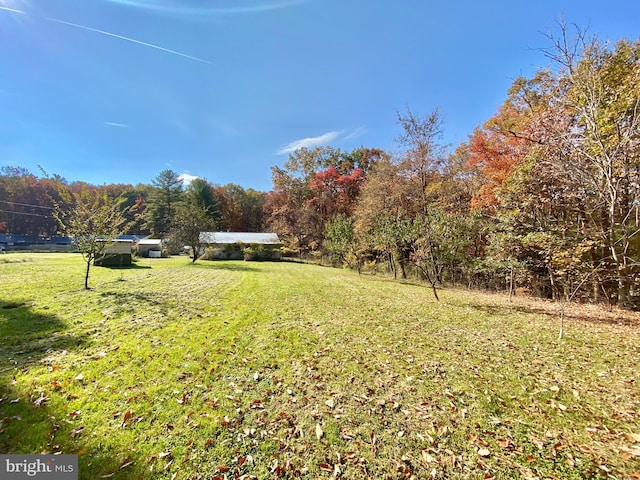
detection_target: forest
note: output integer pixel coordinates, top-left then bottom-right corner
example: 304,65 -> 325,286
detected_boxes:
1,28 -> 639,308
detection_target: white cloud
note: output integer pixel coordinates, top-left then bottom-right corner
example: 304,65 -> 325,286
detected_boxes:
178,173 -> 199,186
277,131 -> 342,155
102,0 -> 309,16
103,121 -> 128,128
344,126 -> 366,140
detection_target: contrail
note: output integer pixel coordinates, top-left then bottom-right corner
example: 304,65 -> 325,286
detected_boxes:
0,5 -> 212,65
0,5 -> 27,15
45,17 -> 212,64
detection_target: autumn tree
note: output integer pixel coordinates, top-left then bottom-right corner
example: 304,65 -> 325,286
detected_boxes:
353,159 -> 414,277
481,25 -> 640,306
0,167 -> 66,236
544,29 -> 640,307
213,183 -> 266,232
267,146 -> 348,253
396,107 -> 449,214
323,214 -> 366,271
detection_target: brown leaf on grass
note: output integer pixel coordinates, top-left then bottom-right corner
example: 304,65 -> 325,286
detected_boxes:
70,426 -> 85,437
578,444 -> 595,454
626,433 -> 640,443
119,458 -> 134,469
120,409 -> 132,428
497,438 -> 512,449
621,445 -> 640,458
529,435 -> 544,449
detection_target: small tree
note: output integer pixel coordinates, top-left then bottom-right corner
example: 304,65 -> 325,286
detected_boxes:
54,188 -> 136,289
171,182 -> 218,263
323,214 -> 365,271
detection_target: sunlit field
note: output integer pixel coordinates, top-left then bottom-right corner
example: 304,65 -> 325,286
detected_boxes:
1,253 -> 638,479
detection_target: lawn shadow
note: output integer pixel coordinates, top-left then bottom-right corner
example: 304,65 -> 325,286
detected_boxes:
99,263 -> 152,270
191,261 -> 260,272
464,298 -> 640,328
0,300 -> 88,370
0,301 -> 149,478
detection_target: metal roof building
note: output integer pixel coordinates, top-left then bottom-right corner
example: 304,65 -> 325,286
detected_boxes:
199,232 -> 281,245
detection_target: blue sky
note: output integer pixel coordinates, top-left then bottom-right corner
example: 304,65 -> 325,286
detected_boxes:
1,0 -> 638,191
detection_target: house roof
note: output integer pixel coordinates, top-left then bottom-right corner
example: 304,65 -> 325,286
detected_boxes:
199,232 -> 281,245
137,239 -> 163,245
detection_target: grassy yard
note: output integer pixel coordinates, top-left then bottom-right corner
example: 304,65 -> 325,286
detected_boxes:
0,253 -> 638,479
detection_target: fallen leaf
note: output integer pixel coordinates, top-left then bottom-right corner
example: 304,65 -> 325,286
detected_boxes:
478,448 -> 491,457
626,433 -> 640,443
315,423 -> 324,440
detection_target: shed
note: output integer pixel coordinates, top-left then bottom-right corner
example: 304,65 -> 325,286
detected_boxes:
94,239 -> 133,266
136,238 -> 163,257
199,232 -> 282,260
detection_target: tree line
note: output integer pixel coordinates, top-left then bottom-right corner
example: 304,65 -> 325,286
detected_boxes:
265,27 -> 640,308
0,168 -> 268,239
1,25 -> 638,307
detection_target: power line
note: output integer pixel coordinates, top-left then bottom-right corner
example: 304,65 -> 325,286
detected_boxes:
0,209 -> 50,218
0,199 -> 55,210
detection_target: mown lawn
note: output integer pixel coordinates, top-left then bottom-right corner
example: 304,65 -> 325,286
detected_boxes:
0,253 -> 638,479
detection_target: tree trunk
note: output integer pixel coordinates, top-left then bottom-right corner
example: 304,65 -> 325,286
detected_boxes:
399,258 -> 407,279
389,253 -> 397,279
508,267 -> 514,302
84,258 -> 91,290
419,265 -> 440,302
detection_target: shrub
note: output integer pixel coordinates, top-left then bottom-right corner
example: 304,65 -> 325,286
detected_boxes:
243,244 -> 281,261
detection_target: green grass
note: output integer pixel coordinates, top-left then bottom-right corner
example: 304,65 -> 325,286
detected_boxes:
0,252 -> 638,479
